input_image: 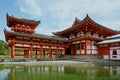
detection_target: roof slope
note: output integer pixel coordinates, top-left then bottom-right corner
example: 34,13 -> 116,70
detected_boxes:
53,15 -> 119,37
7,14 -> 40,30
72,17 -> 81,26
98,34 -> 120,44
4,30 -> 68,42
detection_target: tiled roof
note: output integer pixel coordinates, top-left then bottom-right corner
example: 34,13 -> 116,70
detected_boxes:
7,14 -> 40,30
5,30 -> 67,41
53,14 -> 118,36
7,14 -> 40,24
98,34 -> 120,44
72,17 -> 81,26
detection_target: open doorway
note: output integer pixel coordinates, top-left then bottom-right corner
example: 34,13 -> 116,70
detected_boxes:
66,47 -> 71,55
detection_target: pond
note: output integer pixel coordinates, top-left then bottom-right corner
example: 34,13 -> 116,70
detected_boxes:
0,65 -> 120,80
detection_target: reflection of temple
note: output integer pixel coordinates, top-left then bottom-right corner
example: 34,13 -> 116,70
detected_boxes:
4,14 -> 120,59
10,66 -> 64,74
103,66 -> 120,76
6,66 -> 64,80
8,66 -> 120,80
12,66 -> 64,73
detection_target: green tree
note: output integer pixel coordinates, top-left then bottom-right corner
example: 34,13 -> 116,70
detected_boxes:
0,40 -> 10,55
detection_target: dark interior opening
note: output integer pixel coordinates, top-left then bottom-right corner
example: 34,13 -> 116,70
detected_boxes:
66,47 -> 71,55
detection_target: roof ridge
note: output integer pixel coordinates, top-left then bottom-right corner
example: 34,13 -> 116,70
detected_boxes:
72,17 -> 81,26
7,13 -> 40,23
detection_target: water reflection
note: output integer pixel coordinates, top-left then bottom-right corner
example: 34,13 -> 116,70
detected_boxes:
0,69 -> 10,80
104,66 -> 120,76
0,65 -> 120,80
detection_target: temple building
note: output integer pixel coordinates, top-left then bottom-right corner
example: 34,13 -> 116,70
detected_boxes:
4,14 -> 69,59
4,14 -> 120,59
98,34 -> 120,60
53,15 -> 119,59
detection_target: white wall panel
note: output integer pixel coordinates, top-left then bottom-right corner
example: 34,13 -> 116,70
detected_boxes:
87,50 -> 91,54
76,50 -> 80,54
92,50 -> 98,54
81,50 -> 85,54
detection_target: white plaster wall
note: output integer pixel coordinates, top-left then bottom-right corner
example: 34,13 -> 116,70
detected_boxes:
87,44 -> 90,49
76,50 -> 80,54
87,50 -> 91,54
92,45 -> 97,49
43,46 -> 49,48
75,43 -> 98,55
62,52 -> 64,54
81,50 -> 85,54
51,47 -> 57,49
15,44 -> 30,47
103,55 -> 109,59
76,50 -> 91,54
92,50 -> 98,54
110,47 -> 120,50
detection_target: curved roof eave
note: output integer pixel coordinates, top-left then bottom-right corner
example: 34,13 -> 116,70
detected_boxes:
7,14 -> 40,29
5,30 -> 69,42
53,15 -> 118,36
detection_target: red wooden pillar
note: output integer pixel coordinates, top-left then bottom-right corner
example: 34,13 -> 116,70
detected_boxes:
64,47 -> 66,58
40,45 -> 42,58
84,42 -> 86,55
49,46 -> 52,58
80,41 -> 81,55
30,45 -> 33,58
108,47 -> 110,59
11,43 -> 15,58
84,41 -> 87,55
11,67 -> 15,79
56,47 -> 59,58
90,41 -> 92,56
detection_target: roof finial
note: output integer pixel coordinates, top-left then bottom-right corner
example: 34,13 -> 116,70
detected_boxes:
6,13 -> 8,16
86,14 -> 89,17
4,28 -> 6,31
75,17 -> 77,20
75,17 -> 80,22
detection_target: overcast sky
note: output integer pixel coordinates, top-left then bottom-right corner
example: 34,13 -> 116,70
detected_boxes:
1,0 -> 120,41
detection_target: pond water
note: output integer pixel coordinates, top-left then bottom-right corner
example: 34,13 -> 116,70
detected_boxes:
0,65 -> 120,80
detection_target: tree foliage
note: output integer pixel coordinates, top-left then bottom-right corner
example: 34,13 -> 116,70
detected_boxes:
0,40 -> 10,55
